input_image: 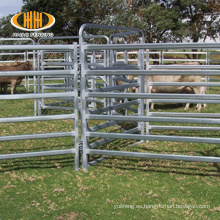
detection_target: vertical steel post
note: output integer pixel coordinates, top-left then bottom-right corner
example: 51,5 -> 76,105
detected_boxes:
145,49 -> 150,140
73,42 -> 79,171
138,48 -> 145,137
80,43 -> 89,171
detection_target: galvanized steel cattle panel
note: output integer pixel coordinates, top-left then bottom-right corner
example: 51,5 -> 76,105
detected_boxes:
80,41 -> 220,171
0,43 -> 79,171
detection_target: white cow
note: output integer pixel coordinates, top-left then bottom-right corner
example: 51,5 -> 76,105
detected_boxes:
147,75 -> 205,111
148,62 -> 206,111
120,62 -> 206,111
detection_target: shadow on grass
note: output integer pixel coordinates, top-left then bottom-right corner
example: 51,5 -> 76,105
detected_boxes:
87,138 -> 220,177
1,134 -> 219,176
0,155 -> 75,172
0,149 -> 219,177
90,156 -> 220,177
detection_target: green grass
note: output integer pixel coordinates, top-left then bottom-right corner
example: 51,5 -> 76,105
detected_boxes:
0,82 -> 220,220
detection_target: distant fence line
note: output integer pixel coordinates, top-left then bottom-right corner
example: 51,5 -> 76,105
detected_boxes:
116,50 -> 220,64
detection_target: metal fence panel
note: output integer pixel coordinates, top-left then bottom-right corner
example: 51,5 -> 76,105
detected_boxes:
0,43 -> 79,171
81,41 -> 220,171
1,24 -> 220,172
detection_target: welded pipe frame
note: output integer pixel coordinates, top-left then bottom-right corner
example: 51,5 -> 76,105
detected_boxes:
81,41 -> 220,171
0,24 -> 220,171
37,34 -> 110,113
0,43 -> 79,170
39,48 -> 75,113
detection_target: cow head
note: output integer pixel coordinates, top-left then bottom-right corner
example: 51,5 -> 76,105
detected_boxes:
22,61 -> 33,70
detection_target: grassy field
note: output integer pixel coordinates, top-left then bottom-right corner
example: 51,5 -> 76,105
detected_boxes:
0,81 -> 220,220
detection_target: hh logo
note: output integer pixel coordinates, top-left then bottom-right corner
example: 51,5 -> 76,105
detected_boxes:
11,11 -> 55,31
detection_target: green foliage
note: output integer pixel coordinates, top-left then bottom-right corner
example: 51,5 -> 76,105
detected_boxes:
0,0 -> 219,43
171,0 -> 220,42
22,0 -> 120,36
0,14 -> 18,38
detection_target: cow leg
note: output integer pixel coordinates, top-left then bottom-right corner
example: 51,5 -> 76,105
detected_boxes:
0,83 -> 8,94
197,103 -> 206,109
201,86 -> 207,108
184,103 -> 190,110
149,86 -> 154,110
150,103 -> 155,110
182,87 -> 194,110
3,84 -> 8,94
199,86 -> 207,108
192,87 -> 202,111
11,80 -> 17,94
197,104 -> 202,111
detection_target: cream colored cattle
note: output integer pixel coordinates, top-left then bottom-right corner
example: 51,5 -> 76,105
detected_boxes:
120,63 -> 205,110
148,75 -> 204,111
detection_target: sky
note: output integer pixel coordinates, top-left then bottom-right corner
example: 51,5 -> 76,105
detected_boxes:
0,0 -> 24,18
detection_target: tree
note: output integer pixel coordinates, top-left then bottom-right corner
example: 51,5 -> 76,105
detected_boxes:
106,1 -> 184,43
0,0 -> 219,44
169,0 -> 220,59
0,14 -> 18,38
170,0 -> 220,43
22,0 -> 71,35
22,0 -> 120,36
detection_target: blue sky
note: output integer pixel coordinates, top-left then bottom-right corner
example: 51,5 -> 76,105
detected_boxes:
0,0 -> 24,18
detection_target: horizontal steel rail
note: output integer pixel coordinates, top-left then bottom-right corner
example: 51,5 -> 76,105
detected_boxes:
0,44 -> 75,50
85,69 -> 220,76
0,114 -> 75,123
82,43 -> 220,50
149,126 -> 220,131
149,99 -> 218,104
149,112 -> 220,118
86,115 -> 220,125
85,92 -> 220,100
87,149 -> 220,163
86,132 -> 220,144
0,149 -> 76,160
0,131 -> 75,142
0,92 -> 75,100
149,82 -> 220,87
0,69 -> 75,77
150,65 -> 220,69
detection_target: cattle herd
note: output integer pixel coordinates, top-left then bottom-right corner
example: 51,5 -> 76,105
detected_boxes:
0,60 -> 206,110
